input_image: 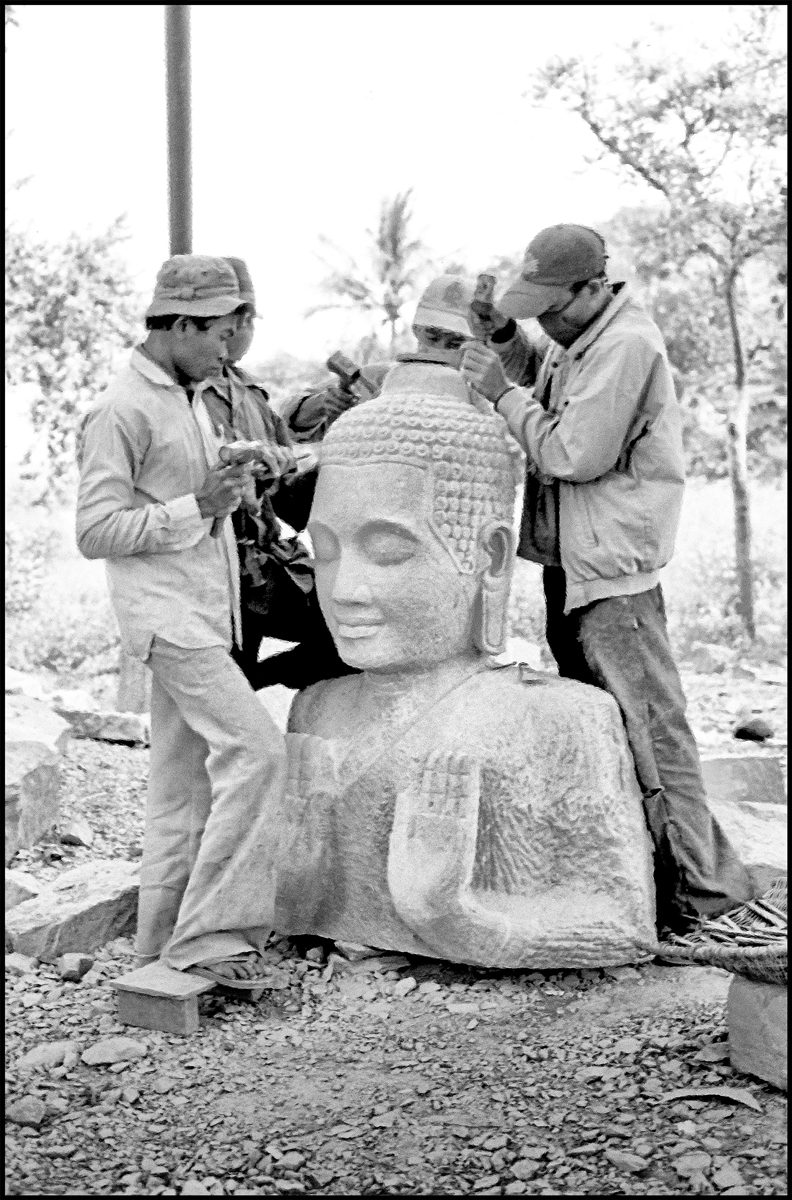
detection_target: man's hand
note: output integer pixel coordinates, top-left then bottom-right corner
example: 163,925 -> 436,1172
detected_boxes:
195,462 -> 248,521
460,341 -> 512,406
320,385 -> 358,421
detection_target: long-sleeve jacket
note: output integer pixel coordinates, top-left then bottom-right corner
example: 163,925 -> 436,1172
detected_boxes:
492,284 -> 686,613
76,349 -> 236,658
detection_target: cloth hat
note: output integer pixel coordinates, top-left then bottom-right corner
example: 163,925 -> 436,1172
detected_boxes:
224,256 -> 257,315
499,225 -> 608,320
145,255 -> 243,319
413,275 -> 476,336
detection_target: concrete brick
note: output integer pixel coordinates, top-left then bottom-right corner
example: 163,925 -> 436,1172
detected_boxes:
727,975 -> 787,1091
114,960 -> 215,1034
4,859 -> 139,962
116,989 -> 201,1034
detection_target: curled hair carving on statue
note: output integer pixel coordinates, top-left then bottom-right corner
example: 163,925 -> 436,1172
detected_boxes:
320,377 -> 519,577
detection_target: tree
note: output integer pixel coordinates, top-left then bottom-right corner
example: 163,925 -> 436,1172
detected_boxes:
5,218 -> 141,496
533,5 -> 787,639
600,206 -> 787,482
307,189 -> 432,356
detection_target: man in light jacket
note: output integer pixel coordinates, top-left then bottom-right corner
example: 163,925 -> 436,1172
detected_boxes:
76,255 -> 287,988
460,224 -> 756,936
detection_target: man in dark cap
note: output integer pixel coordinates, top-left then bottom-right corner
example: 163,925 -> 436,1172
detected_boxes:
460,224 -> 758,937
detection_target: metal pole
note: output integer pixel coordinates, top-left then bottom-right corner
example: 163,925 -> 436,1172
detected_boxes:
116,5 -> 191,714
165,4 -> 192,254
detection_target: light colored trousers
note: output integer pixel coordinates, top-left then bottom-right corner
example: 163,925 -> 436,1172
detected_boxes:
137,638 -> 287,971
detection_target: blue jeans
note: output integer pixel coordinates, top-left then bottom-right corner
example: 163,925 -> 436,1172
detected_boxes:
543,569 -> 755,933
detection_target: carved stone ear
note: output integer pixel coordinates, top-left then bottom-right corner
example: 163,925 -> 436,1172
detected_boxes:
472,521 -> 515,656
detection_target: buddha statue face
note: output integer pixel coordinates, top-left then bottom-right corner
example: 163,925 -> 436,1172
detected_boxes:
308,377 -> 518,673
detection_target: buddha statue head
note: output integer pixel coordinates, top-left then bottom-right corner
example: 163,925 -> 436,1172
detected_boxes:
308,365 -> 519,673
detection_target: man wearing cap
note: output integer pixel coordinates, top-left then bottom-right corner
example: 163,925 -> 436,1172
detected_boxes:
199,257 -> 354,691
279,274 -> 479,442
76,254 -> 288,988
460,224 -> 756,937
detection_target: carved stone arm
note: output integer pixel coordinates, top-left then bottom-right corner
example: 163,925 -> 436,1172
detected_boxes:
273,733 -> 338,931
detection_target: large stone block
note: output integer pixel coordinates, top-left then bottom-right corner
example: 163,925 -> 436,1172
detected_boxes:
5,695 -> 71,865
55,708 -> 150,746
4,859 -> 139,963
702,755 -> 786,807
728,975 -> 787,1091
5,868 -> 41,911
702,756 -> 787,872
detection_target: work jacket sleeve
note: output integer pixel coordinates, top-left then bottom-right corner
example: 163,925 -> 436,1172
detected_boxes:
278,389 -> 331,443
496,334 -> 660,482
491,323 -> 549,388
75,404 -> 209,560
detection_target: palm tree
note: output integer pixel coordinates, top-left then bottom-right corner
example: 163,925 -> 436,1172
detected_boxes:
307,190 -> 430,356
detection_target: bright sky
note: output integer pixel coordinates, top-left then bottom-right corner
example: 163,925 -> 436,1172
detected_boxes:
4,3 -> 759,361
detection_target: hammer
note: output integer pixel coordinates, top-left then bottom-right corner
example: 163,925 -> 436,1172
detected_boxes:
326,351 -> 378,399
470,273 -> 497,320
210,440 -> 284,538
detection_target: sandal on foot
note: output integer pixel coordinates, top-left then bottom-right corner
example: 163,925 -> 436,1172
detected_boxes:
189,961 -> 272,991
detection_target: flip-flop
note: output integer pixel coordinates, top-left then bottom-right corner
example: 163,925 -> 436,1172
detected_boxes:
189,962 -> 290,991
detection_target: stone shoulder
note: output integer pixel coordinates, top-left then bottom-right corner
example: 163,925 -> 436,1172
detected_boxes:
287,676 -> 360,735
287,665 -> 622,743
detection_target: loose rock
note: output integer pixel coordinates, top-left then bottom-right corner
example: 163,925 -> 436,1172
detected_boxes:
59,818 -> 94,848
5,868 -> 41,911
6,1096 -> 47,1126
17,1039 -> 79,1071
604,1148 -> 649,1172
81,1036 -> 148,1066
733,716 -> 774,742
56,952 -> 95,981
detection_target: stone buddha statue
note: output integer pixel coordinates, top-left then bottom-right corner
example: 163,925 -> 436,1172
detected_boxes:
274,366 -> 657,968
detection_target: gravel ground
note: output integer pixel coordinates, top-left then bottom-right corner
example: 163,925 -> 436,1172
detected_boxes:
6,665 -> 787,1196
5,942 -> 788,1196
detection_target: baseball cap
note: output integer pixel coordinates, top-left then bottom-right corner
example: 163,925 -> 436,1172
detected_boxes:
499,225 -> 608,320
413,275 -> 476,336
145,255 -> 243,319
224,256 -> 257,315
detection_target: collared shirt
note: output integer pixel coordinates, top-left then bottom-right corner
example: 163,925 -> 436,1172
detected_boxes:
76,348 -> 237,659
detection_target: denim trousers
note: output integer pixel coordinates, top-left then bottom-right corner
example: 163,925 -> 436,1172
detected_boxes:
137,639 -> 287,970
543,568 -> 755,933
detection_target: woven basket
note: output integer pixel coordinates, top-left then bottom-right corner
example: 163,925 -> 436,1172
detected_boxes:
659,877 -> 787,986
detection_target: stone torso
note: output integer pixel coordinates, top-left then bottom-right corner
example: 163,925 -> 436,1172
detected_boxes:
279,664 -> 657,967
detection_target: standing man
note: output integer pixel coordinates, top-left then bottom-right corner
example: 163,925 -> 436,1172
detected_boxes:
76,255 -> 287,988
460,224 -> 756,936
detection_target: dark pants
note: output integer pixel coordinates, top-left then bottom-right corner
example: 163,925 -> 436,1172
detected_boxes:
543,567 -> 755,934
231,589 -> 357,693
